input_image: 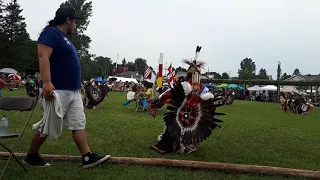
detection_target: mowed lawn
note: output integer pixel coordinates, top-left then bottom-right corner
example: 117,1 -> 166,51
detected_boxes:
0,88 -> 319,180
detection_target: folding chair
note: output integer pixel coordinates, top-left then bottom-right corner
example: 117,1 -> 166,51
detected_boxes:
0,96 -> 37,179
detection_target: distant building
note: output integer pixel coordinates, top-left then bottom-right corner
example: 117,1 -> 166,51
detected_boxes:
284,74 -> 320,82
116,71 -> 143,81
202,72 -> 215,79
283,74 -> 320,92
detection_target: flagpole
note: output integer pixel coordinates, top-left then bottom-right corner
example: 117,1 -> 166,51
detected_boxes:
116,53 -> 119,68
157,53 -> 163,88
115,53 -> 119,76
165,61 -> 167,76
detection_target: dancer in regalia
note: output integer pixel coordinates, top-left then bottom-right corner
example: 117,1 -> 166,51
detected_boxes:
148,46 -> 226,154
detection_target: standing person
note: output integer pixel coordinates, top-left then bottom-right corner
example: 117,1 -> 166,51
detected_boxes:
24,7 -> 110,168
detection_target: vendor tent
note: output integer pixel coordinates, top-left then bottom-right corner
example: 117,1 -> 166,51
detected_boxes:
216,83 -> 228,88
227,84 -> 240,90
281,87 -> 296,93
0,68 -> 17,74
108,76 -> 138,84
204,84 -> 212,88
94,77 -> 107,82
247,85 -> 262,91
261,85 -> 278,91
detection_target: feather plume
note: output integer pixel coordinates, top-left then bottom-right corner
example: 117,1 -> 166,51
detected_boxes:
182,59 -> 194,66
182,59 -> 206,68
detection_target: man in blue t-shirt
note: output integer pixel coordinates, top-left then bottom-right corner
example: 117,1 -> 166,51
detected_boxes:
24,7 -> 110,168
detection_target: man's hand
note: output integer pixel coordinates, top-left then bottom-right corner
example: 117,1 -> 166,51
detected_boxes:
42,82 -> 55,98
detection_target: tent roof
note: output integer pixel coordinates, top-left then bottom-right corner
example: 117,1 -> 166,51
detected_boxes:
108,76 -> 138,83
0,68 -> 17,74
247,85 -> 262,91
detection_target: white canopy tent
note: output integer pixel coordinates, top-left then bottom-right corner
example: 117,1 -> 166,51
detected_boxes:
247,85 -> 263,91
108,76 -> 138,84
0,68 -> 17,74
248,85 -> 296,93
261,85 -> 278,91
281,87 -> 297,93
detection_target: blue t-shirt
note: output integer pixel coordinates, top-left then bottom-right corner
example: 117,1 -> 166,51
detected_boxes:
38,27 -> 81,90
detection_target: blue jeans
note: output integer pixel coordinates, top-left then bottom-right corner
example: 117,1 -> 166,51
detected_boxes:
136,98 -> 148,109
0,89 -> 2,97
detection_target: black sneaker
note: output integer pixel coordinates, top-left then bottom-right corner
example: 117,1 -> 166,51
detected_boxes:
82,152 -> 111,169
23,153 -> 51,167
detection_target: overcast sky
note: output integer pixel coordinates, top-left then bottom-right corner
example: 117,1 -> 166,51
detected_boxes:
6,0 -> 320,78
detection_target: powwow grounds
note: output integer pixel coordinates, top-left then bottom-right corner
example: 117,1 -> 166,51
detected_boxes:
0,89 -> 319,180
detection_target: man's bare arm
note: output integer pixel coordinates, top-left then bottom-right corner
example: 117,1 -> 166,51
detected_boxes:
38,44 -> 53,83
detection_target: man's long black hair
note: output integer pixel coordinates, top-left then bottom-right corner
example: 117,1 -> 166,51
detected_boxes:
42,15 -> 69,32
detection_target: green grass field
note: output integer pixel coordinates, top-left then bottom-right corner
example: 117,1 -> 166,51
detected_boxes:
0,88 -> 319,180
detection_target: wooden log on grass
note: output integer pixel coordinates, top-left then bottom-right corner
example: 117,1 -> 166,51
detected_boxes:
0,152 -> 320,179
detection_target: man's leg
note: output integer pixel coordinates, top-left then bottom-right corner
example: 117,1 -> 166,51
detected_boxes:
72,130 -> 90,155
65,90 -> 110,168
24,99 -> 50,167
24,131 -> 50,166
28,130 -> 47,153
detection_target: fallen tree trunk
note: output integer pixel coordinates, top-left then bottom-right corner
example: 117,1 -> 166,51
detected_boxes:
0,152 -> 319,179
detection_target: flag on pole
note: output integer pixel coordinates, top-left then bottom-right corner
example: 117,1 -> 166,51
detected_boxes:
167,62 -> 176,87
151,72 -> 157,84
144,66 -> 151,79
167,63 -> 173,74
157,53 -> 163,88
168,72 -> 176,83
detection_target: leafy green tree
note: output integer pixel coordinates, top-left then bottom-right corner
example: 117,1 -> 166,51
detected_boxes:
293,68 -> 301,76
237,58 -> 256,80
175,66 -> 187,73
221,72 -> 229,79
277,61 -> 282,80
256,68 -> 268,79
213,72 -> 222,79
0,0 -> 7,65
281,72 -> 291,80
134,58 -> 148,74
1,0 -> 33,71
2,0 -> 29,42
127,62 -> 136,71
0,0 -> 5,32
122,58 -> 127,66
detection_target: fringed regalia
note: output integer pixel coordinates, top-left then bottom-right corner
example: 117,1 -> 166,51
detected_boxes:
82,80 -> 108,109
149,46 -> 226,154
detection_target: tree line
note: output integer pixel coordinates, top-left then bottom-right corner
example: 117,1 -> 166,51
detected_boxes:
0,0 -> 150,79
201,57 -> 305,80
234,57 -> 304,80
0,0 -> 309,80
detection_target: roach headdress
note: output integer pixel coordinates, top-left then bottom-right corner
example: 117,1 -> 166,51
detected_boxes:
183,46 -> 205,93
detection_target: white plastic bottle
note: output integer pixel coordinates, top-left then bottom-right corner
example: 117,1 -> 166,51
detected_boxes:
0,115 -> 8,135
